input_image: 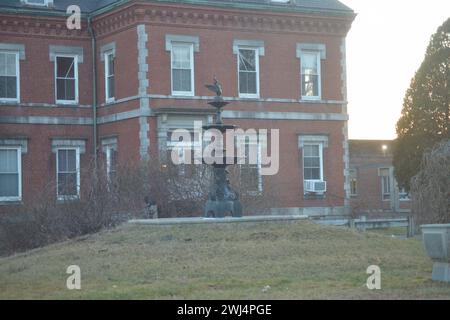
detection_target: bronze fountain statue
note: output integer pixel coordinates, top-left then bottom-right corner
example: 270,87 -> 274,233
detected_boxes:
203,77 -> 243,218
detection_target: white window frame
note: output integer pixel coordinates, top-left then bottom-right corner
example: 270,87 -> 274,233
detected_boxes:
55,54 -> 79,105
0,146 -> 22,202
104,51 -> 115,103
234,136 -> 264,196
105,145 -> 117,181
302,142 -> 324,183
379,167 -> 391,202
170,43 -> 195,97
56,147 -> 80,201
237,47 -> 260,99
300,50 -> 321,101
0,51 -> 20,103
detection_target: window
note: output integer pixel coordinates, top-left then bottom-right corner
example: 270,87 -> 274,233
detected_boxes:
301,51 -> 321,100
0,147 -> 21,201
239,138 -> 262,194
106,146 -> 117,181
171,43 -> 194,96
105,52 -> 115,102
57,148 -> 80,200
303,144 -> 323,182
0,51 -> 19,101
399,187 -> 410,201
167,129 -> 201,177
55,55 -> 78,104
24,0 -> 51,6
349,169 -> 357,196
238,48 -> 259,98
379,168 -> 391,201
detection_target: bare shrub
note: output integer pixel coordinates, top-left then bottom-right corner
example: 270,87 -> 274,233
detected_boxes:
0,159 -> 123,256
410,140 -> 450,225
0,155 -> 277,256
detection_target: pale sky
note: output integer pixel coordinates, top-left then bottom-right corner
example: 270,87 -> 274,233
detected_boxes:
339,0 -> 450,140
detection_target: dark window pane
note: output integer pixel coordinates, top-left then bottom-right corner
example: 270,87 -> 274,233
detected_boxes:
108,55 -> 115,75
58,173 -> 77,196
311,168 -> 320,180
0,149 -> 18,172
57,79 -> 75,101
57,57 -> 75,78
238,50 -> 256,71
0,173 -> 19,197
239,72 -> 257,94
173,69 -> 191,92
58,149 -> 76,172
0,76 -> 17,99
108,76 -> 115,98
304,168 -> 312,180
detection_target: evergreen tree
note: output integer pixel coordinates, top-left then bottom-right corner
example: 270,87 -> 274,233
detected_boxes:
393,18 -> 450,189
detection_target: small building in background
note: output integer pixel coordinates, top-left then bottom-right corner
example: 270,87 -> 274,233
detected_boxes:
349,140 -> 411,215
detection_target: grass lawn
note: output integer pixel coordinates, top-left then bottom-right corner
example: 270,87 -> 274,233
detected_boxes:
0,220 -> 449,299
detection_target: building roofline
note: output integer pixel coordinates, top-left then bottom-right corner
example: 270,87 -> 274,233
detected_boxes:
0,0 -> 355,20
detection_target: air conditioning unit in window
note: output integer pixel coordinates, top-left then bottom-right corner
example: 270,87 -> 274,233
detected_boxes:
304,180 -> 327,193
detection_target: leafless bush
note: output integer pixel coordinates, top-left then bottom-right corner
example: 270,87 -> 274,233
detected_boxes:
0,155 -> 277,256
410,140 -> 450,224
0,159 -> 122,256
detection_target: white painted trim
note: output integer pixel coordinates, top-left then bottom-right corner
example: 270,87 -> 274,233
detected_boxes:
0,146 -> 22,202
170,43 -> 195,97
56,147 -> 80,201
300,50 -> 321,101
238,139 -> 263,194
237,47 -> 260,99
302,142 -> 324,182
104,51 -> 115,103
105,146 -> 116,181
233,40 -> 265,56
55,54 -> 79,105
165,35 -> 200,52
0,51 -> 20,103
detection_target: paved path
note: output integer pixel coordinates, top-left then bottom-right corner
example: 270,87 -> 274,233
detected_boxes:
129,215 -> 308,225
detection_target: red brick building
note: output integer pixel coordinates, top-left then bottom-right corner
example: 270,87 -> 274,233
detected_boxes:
0,0 -> 355,216
349,140 -> 411,214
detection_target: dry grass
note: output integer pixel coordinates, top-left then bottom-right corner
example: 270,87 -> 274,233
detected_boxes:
0,220 -> 449,299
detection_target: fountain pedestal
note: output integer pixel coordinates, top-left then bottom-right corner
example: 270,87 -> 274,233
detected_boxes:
202,95 -> 243,218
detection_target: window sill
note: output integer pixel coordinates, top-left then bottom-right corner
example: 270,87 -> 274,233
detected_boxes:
0,99 -> 20,104
301,96 -> 322,101
0,199 -> 22,205
171,92 -> 195,97
56,101 -> 79,106
57,196 -> 80,202
238,94 -> 260,100
304,193 -> 325,200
